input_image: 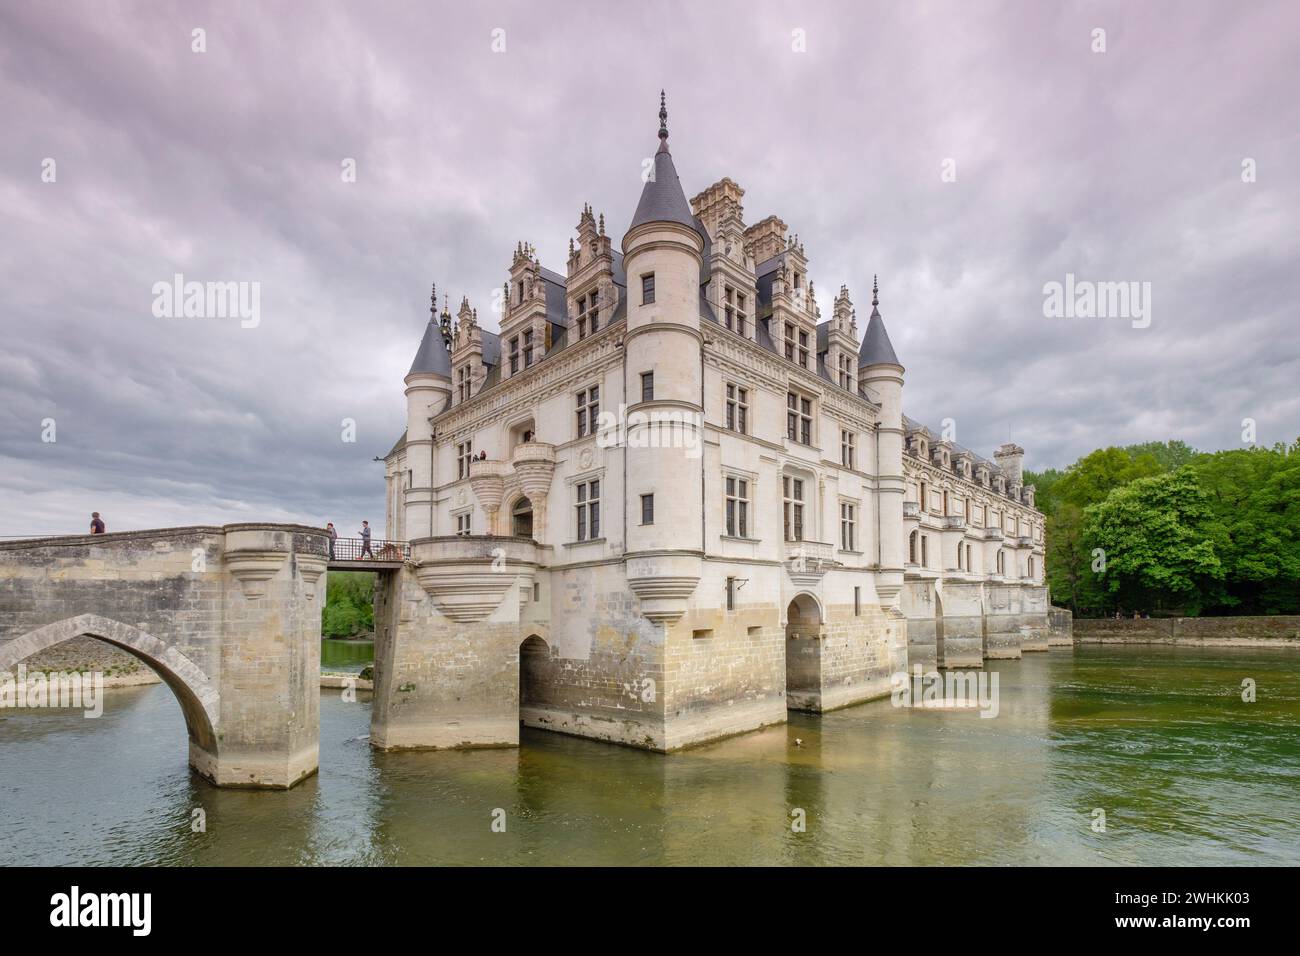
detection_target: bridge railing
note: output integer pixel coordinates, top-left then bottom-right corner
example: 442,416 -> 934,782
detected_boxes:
329,537 -> 409,562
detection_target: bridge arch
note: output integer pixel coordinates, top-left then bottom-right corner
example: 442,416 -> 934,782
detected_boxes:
0,614 -> 220,752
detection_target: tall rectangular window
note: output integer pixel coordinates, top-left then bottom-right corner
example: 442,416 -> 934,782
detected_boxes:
854,586 -> 861,616
783,476 -> 805,542
725,476 -> 749,537
577,293 -> 599,339
786,392 -> 812,445
575,479 -> 601,541
724,286 -> 747,335
457,366 -> 470,402
640,493 -> 654,525
523,329 -> 535,368
726,576 -> 736,611
457,441 -> 472,480
798,330 -> 809,368
841,429 -> 855,469
840,502 -> 856,551
455,513 -> 471,536
641,273 -> 655,304
576,386 -> 600,437
509,337 -> 520,374
784,322 -> 795,361
640,371 -> 654,403
921,535 -> 928,568
725,383 -> 748,434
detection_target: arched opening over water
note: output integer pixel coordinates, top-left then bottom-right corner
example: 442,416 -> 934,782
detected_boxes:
519,634 -> 549,720
0,614 -> 219,754
511,496 -> 534,538
784,593 -> 822,711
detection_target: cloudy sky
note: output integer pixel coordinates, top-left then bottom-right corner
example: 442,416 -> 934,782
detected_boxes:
2,0 -> 1297,538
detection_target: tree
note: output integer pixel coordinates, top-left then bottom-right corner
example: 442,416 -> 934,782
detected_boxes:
1084,468 -> 1227,615
322,571 -> 375,637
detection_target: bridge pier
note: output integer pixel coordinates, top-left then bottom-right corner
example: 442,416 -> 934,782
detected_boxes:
0,524 -> 328,790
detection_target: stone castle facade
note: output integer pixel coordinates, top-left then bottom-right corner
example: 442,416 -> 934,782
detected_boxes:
378,98 -> 1051,752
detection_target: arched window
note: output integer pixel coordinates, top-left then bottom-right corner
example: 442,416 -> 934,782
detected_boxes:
512,497 -> 533,538
909,530 -> 918,564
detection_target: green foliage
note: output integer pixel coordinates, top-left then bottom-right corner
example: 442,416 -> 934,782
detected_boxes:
322,571 -> 375,637
1037,437 -> 1300,617
1083,468 -> 1227,615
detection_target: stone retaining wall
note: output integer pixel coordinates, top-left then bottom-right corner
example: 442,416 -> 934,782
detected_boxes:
1073,616 -> 1300,647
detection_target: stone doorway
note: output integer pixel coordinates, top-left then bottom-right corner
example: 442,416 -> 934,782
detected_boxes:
785,593 -> 823,712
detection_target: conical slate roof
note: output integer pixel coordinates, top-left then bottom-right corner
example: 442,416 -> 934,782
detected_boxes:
857,277 -> 901,367
408,318 -> 451,377
626,93 -> 703,240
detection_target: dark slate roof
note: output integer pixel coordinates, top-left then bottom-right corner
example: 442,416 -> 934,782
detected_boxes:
627,141 -> 704,240
540,268 -> 570,327
858,305 -> 900,367
902,414 -> 1004,475
385,429 -> 407,459
408,319 -> 452,377
481,330 -> 501,368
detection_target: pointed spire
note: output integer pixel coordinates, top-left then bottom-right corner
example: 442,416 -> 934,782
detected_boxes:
626,90 -> 702,241
409,284 -> 453,378
859,274 -> 899,368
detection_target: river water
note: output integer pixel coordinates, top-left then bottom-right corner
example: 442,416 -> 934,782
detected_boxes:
1,645 -> 1296,866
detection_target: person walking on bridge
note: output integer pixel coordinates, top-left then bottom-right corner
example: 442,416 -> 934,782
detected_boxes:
90,512 -> 105,534
359,520 -> 373,559
326,522 -> 338,560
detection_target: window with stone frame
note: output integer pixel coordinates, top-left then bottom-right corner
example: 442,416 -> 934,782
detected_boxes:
786,391 -> 813,445
577,292 -> 599,339
522,329 -> 535,368
725,383 -> 748,434
724,286 -> 747,335
783,475 -> 805,542
784,322 -> 796,361
457,365 -> 471,402
575,479 -> 601,541
455,512 -> 471,536
509,336 -> 520,374
798,330 -> 809,368
725,475 -> 749,538
456,441 -> 472,480
841,429 -> 855,469
837,354 -> 853,389
640,371 -> 654,403
641,273 -> 655,305
575,385 -> 600,438
840,501 -> 856,551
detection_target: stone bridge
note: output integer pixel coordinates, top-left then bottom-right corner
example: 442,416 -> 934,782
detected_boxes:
0,524 -> 328,788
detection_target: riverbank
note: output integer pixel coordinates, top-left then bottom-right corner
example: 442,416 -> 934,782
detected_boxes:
1073,615 -> 1300,647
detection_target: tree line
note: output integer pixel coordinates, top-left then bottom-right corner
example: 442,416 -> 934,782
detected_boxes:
1025,439 -> 1300,618
322,571 -> 375,638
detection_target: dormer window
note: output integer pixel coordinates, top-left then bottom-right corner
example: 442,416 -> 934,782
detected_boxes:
509,336 -> 520,374
522,329 -> 535,368
577,293 -> 599,340
724,286 -> 747,336
784,322 -> 795,361
798,330 -> 809,368
457,365 -> 471,402
837,354 -> 853,390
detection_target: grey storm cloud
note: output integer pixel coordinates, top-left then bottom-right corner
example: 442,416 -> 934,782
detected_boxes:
1,0 -> 1297,536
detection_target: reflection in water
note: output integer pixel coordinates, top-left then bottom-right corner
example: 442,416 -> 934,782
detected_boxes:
320,639 -> 375,673
0,646 -> 1296,866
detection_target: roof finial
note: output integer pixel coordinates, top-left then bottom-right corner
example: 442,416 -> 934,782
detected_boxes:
429,282 -> 437,323
658,89 -> 668,142
872,274 -> 879,308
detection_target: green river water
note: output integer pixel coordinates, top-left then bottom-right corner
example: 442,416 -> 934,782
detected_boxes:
1,644 -> 1296,866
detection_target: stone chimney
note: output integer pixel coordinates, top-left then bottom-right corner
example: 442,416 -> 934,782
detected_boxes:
994,443 -> 1025,485
743,214 -> 788,266
690,177 -> 745,240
